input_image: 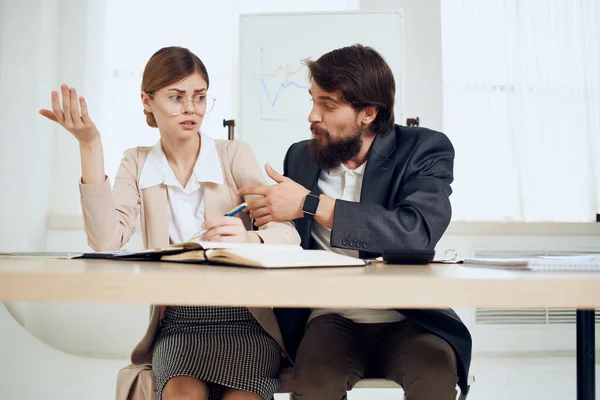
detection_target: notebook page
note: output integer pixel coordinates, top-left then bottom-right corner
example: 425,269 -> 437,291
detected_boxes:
206,248 -> 366,268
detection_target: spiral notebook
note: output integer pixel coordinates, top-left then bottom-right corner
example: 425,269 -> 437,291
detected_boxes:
463,254 -> 600,271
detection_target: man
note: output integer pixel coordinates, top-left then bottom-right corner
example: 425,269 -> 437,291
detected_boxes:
238,44 -> 472,400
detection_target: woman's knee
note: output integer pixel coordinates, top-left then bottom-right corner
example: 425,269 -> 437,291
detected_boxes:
162,376 -> 208,400
221,388 -> 263,400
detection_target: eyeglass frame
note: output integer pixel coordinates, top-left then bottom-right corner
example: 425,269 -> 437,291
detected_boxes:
146,92 -> 216,116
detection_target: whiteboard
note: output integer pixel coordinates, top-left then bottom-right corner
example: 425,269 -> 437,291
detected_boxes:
238,11 -> 404,173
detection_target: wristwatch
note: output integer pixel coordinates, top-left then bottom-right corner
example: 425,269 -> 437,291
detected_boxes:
302,192 -> 320,218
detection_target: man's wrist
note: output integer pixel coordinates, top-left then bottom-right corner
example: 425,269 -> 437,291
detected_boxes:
313,195 -> 335,229
302,191 -> 321,218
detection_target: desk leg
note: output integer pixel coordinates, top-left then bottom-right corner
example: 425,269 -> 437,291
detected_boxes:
577,309 -> 595,400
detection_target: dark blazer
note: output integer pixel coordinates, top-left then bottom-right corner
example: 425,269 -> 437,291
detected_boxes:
274,124 -> 473,394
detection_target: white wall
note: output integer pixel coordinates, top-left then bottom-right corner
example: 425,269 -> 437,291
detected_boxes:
49,0 -> 109,219
0,0 -> 105,350
0,0 -> 107,247
0,0 -> 58,252
360,0 -> 443,131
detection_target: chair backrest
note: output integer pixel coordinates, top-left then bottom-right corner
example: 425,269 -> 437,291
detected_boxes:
406,117 -> 420,127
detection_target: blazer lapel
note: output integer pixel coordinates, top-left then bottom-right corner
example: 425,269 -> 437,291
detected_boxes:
361,131 -> 396,205
203,182 -> 225,221
141,184 -> 170,248
297,158 -> 321,193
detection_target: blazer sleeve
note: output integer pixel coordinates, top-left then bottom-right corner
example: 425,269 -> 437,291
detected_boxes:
331,132 -> 454,253
282,143 -> 295,178
227,140 -> 301,245
79,148 -> 141,251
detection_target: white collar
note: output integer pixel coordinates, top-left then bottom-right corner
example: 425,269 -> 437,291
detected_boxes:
139,132 -> 224,190
327,161 -> 367,177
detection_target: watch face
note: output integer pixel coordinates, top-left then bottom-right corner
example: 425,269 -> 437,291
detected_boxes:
303,194 -> 320,215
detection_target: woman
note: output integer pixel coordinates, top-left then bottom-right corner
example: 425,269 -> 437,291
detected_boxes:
40,46 -> 300,400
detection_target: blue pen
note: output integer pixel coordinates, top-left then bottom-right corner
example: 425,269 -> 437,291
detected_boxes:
224,202 -> 248,217
188,202 -> 248,242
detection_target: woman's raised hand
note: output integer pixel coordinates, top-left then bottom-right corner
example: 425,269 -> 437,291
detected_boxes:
39,84 -> 100,145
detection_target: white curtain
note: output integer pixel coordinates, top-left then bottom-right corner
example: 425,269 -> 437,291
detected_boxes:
441,0 -> 600,222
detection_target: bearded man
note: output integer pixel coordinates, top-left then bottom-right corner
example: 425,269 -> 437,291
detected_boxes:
238,44 -> 472,400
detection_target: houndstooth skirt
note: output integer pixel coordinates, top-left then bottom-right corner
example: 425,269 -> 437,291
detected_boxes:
152,306 -> 282,400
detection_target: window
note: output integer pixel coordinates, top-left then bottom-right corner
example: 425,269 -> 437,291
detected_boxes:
441,0 -> 600,222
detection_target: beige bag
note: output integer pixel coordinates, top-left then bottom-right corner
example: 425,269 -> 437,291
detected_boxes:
116,363 -> 156,400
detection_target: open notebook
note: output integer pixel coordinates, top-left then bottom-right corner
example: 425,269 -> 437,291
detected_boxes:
0,242 -> 366,269
161,246 -> 366,269
463,254 -> 600,271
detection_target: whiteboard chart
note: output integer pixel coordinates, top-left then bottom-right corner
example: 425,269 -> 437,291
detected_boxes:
259,48 -> 312,122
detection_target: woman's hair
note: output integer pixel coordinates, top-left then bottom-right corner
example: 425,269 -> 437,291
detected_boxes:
305,44 -> 395,135
141,46 -> 209,127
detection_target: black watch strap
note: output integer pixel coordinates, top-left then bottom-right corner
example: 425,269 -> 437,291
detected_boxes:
302,192 -> 320,218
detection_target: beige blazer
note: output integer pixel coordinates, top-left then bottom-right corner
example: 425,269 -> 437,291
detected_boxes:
79,139 -> 300,399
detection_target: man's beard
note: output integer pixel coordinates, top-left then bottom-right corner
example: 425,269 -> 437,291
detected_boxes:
308,124 -> 362,169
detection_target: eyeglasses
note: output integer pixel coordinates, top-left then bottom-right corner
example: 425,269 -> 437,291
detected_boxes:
148,93 -> 216,116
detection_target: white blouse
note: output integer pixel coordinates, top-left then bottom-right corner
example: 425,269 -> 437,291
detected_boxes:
138,133 -> 223,244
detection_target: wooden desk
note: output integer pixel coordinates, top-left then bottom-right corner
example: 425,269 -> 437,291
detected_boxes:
0,258 -> 597,400
0,258 -> 599,307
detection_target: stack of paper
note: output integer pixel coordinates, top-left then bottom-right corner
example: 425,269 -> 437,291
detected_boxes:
463,254 -> 600,271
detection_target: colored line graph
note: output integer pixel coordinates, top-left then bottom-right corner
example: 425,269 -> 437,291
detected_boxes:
261,59 -> 307,83
260,80 -> 306,108
259,48 -> 311,121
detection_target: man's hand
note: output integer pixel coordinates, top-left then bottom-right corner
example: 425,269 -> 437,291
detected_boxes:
237,164 -> 310,227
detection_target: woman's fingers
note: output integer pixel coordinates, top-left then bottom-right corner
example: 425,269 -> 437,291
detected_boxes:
39,109 -> 59,123
42,85 -> 99,144
70,87 -> 82,126
201,226 -> 237,241
61,84 -> 73,126
202,216 -> 244,230
79,96 -> 92,124
50,90 -> 64,124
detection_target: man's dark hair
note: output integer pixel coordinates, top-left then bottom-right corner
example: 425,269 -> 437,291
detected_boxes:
306,44 -> 396,135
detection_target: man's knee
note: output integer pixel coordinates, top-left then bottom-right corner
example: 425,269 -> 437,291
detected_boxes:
292,314 -> 365,399
412,334 -> 457,375
386,334 -> 458,400
293,359 -> 357,399
386,333 -> 457,383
